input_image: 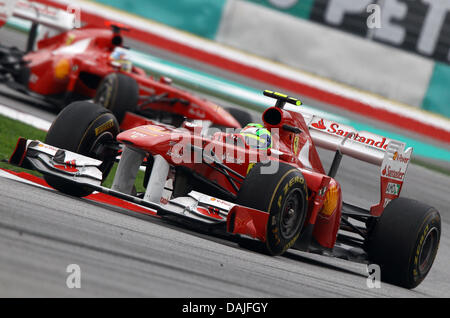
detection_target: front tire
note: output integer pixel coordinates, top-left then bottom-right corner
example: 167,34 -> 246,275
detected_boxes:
44,101 -> 120,197
367,198 -> 441,289
236,161 -> 308,255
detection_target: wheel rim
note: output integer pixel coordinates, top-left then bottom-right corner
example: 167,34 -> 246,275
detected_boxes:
96,84 -> 108,105
418,227 -> 439,275
88,131 -> 117,178
279,188 -> 304,240
95,78 -> 113,107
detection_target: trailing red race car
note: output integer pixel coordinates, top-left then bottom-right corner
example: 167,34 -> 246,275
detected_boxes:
10,90 -> 441,289
0,0 -> 250,128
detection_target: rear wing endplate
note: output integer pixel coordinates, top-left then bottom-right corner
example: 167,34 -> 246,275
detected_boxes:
287,106 -> 413,217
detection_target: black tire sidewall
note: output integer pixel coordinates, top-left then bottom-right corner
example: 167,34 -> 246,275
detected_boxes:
44,101 -> 119,197
409,211 -> 440,286
367,198 -> 441,289
236,162 -> 308,255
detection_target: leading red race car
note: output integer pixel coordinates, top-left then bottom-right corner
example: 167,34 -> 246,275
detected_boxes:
10,90 -> 441,289
0,0 -> 249,129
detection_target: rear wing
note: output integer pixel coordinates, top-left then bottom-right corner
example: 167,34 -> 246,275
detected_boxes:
0,0 -> 76,51
0,0 -> 76,30
285,104 -> 413,216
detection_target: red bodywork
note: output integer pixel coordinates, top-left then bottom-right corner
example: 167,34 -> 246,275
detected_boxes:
116,105 -> 344,250
22,26 -> 240,128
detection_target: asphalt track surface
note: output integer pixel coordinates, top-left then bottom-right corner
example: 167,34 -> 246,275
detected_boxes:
1,27 -> 450,298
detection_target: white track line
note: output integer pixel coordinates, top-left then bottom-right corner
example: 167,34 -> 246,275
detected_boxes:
0,103 -> 51,131
0,169 -> 49,189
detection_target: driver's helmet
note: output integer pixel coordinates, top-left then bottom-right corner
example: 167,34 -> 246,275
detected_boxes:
240,123 -> 272,150
109,47 -> 132,72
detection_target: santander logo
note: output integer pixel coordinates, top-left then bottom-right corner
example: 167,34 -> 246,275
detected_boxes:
312,119 -> 326,130
311,119 -> 389,150
382,166 -> 405,180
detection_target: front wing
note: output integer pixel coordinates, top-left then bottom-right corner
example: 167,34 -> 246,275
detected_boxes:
9,138 -> 269,242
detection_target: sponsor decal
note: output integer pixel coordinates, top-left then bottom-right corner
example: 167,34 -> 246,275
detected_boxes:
195,206 -> 222,220
15,1 -> 61,20
188,105 -> 206,118
382,165 -> 405,181
393,151 -> 410,164
310,118 -> 389,150
209,197 -> 233,208
129,126 -> 163,137
312,0 -> 450,63
130,131 -> 147,139
386,182 -> 401,196
144,125 -> 166,133
312,118 -> 326,130
94,119 -> 114,136
37,143 -> 58,151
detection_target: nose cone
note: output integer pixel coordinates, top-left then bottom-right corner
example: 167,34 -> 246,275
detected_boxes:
117,125 -> 184,151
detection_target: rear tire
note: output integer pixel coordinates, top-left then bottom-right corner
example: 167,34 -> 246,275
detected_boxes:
366,198 -> 441,289
236,161 -> 308,255
44,101 -> 120,197
94,72 -> 139,122
225,107 -> 253,128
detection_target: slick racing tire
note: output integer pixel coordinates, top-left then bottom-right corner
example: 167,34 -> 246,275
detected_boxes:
236,161 -> 308,256
94,72 -> 139,123
44,101 -> 120,197
225,107 -> 253,128
367,198 -> 441,289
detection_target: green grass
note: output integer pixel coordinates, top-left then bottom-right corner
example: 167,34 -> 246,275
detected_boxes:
0,114 -> 46,177
103,163 -> 147,193
0,114 -> 146,191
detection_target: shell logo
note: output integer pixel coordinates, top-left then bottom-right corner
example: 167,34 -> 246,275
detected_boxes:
393,152 -> 398,161
54,59 -> 71,79
320,184 -> 339,217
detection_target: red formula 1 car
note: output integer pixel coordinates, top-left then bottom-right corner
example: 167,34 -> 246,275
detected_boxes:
0,0 -> 249,128
10,90 -> 441,289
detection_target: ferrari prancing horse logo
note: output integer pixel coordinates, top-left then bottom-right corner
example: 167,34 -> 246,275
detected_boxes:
293,135 -> 299,155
